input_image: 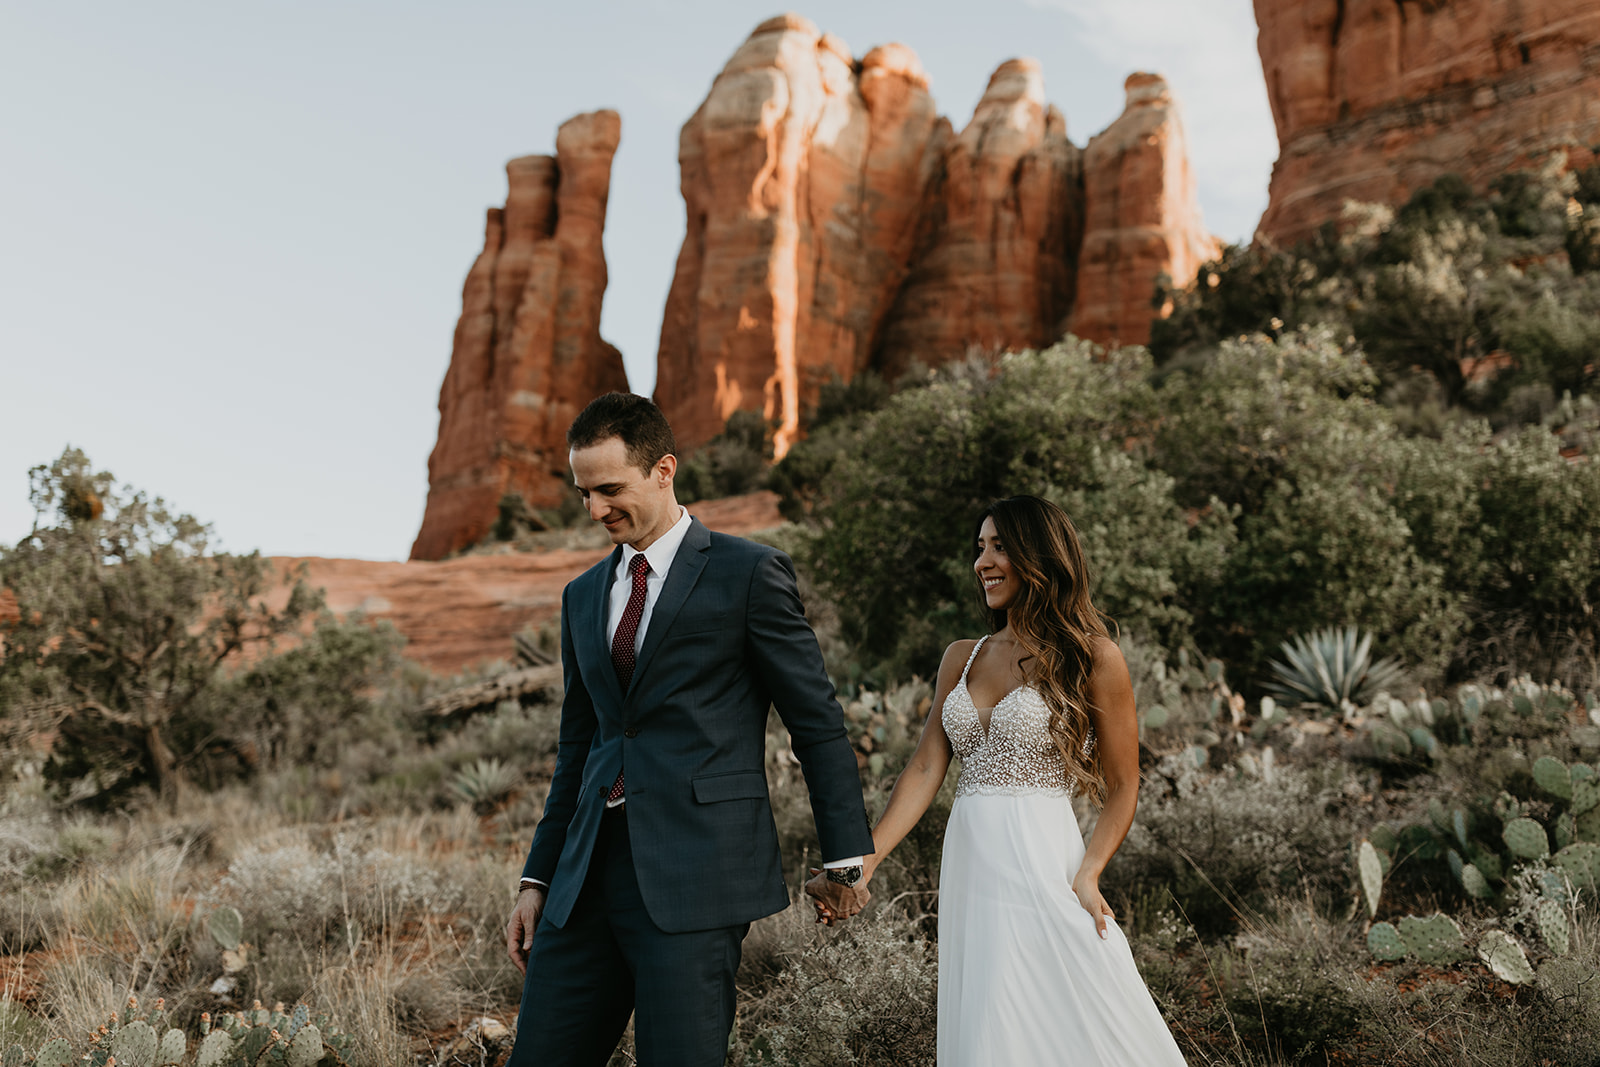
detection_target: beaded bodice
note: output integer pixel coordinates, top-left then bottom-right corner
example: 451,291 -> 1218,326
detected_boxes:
942,636 -> 1090,798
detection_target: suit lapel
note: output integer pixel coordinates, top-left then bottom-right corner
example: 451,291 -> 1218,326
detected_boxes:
587,546 -> 625,710
628,518 -> 711,695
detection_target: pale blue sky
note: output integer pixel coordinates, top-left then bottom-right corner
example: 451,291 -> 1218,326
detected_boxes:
0,0 -> 1272,560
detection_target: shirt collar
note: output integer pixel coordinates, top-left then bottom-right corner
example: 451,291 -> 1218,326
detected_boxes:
621,505 -> 692,578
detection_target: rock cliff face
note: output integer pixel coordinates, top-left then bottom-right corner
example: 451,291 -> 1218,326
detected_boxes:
1254,0 -> 1600,244
411,111 -> 629,561
872,59 -> 1083,382
655,16 -> 947,457
1071,74 -> 1221,347
657,16 -> 1215,453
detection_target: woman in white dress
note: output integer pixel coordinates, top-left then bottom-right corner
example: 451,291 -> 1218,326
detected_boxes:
820,495 -> 1187,1065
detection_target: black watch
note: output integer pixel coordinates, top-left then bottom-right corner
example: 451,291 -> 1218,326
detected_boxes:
825,865 -> 864,887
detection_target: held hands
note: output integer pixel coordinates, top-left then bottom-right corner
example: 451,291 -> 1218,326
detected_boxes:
1071,869 -> 1115,940
505,884 -> 547,975
804,867 -> 872,926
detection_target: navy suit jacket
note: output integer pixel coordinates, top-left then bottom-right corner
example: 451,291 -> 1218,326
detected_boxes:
522,517 -> 874,933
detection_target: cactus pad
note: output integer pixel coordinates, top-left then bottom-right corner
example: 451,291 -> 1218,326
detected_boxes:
1358,840 -> 1384,918
1368,922 -> 1407,961
111,1021 -> 158,1067
155,1028 -> 185,1067
1452,809 -> 1469,850
32,1040 -> 73,1067
1398,913 -> 1468,964
1477,929 -> 1536,985
195,1029 -> 233,1067
1503,817 -> 1550,860
1142,704 -> 1170,730
1461,862 -> 1494,899
1370,721 -> 1413,760
1533,756 -> 1573,800
1537,899 -> 1570,956
1556,842 -> 1600,889
2,1046 -> 23,1067
286,1024 -> 323,1067
1576,806 -> 1600,844
1370,824 -> 1400,854
208,906 -> 243,952
1572,777 -> 1600,817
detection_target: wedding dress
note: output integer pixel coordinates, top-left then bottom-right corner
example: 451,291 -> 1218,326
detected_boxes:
937,636 -> 1188,1066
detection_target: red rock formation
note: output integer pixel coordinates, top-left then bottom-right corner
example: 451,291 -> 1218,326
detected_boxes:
411,111 -> 630,562
1070,74 -> 1221,348
1254,0 -> 1600,244
655,16 -> 946,457
873,59 -> 1084,381
654,18 -> 1217,454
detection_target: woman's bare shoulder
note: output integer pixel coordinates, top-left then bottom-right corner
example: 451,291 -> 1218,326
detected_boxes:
1088,635 -> 1132,687
936,638 -> 981,684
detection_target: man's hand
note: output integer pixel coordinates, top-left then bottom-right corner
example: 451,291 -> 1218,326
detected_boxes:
506,884 -> 547,974
804,868 -> 871,926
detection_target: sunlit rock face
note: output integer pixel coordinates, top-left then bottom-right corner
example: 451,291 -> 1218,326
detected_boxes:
1070,73 -> 1220,348
655,15 -> 1215,454
654,15 -> 947,458
412,111 -> 629,562
1254,0 -> 1600,245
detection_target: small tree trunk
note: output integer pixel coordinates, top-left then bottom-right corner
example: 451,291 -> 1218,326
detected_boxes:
145,721 -> 185,805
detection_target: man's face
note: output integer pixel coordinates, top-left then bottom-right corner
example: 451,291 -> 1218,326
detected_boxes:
569,436 -> 679,549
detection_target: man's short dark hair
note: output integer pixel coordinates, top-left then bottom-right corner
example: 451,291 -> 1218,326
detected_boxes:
567,392 -> 678,473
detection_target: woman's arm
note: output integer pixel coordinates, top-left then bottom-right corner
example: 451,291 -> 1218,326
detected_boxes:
1072,636 -> 1141,938
861,640 -> 967,880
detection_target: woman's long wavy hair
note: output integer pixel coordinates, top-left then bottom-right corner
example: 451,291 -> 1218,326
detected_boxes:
976,496 -> 1113,805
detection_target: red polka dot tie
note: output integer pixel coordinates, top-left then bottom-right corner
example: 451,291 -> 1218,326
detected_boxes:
606,553 -> 651,804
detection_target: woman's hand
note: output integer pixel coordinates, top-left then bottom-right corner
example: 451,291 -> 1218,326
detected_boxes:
1071,869 -> 1114,940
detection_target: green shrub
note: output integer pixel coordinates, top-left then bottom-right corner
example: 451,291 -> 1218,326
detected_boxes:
0,449 -> 322,805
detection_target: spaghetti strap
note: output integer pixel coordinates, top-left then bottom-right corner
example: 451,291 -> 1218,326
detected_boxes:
959,635 -> 989,685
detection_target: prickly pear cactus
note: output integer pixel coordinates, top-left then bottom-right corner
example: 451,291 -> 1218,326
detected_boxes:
157,1028 -> 186,1066
1368,922 -> 1407,961
1477,929 -> 1536,985
2,1046 -> 23,1067
1358,840 -> 1385,918
286,1024 -> 323,1067
1572,776 -> 1600,817
1533,755 -> 1573,799
1556,842 -> 1600,890
1461,863 -> 1494,899
208,906 -> 244,952
1503,817 -> 1550,860
32,1040 -> 73,1067
195,1028 -> 233,1067
1398,913 -> 1469,964
1536,898 -> 1570,956
1577,805 -> 1600,844
111,1021 -> 158,1067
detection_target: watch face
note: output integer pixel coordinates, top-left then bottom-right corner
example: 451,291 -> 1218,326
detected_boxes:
826,866 -> 863,887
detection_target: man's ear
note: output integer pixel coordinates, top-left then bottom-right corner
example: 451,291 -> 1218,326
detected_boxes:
655,454 -> 677,486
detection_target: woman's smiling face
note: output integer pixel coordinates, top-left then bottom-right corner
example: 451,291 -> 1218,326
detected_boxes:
974,516 -> 1019,612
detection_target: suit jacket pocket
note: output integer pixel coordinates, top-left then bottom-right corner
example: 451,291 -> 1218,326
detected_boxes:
691,770 -> 768,804
671,610 -> 727,638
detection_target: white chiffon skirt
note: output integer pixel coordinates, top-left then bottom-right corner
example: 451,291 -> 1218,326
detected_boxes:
937,791 -> 1189,1066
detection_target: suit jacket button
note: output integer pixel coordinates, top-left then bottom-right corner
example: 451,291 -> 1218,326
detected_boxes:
624,727 -> 639,738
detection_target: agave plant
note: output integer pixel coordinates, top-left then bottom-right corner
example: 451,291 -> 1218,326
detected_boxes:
1264,626 -> 1405,712
449,757 -> 521,811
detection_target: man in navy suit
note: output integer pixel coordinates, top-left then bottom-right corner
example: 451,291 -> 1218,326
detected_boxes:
504,393 -> 874,1065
